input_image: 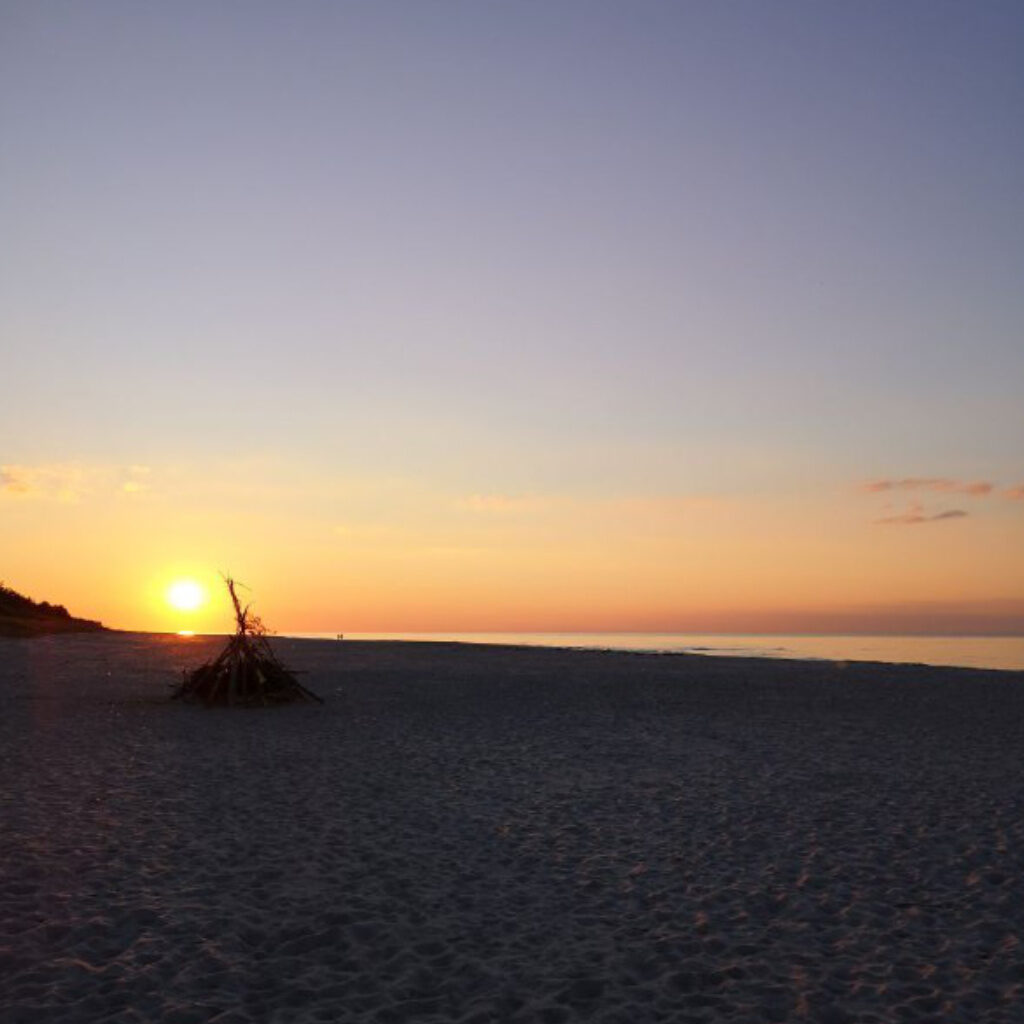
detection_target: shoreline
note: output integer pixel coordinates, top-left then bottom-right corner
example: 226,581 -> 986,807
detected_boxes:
71,628 -> 1024,675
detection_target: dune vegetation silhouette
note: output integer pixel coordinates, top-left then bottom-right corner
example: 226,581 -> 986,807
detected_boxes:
0,582 -> 104,637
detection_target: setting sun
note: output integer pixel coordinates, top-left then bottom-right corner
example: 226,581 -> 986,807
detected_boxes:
166,579 -> 206,612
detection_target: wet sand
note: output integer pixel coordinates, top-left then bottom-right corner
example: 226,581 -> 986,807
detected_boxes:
2,633 -> 1023,1023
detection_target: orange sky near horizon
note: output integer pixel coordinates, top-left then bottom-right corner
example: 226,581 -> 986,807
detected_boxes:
3,458 -> 1022,636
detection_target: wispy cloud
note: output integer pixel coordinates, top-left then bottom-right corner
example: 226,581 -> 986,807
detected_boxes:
456,493 -> 720,517
0,463 -> 152,502
860,475 -> 1024,525
0,467 -> 34,495
1,463 -> 92,502
456,494 -> 543,514
862,478 -> 993,496
875,506 -> 968,526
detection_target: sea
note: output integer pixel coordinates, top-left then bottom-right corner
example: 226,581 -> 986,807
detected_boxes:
284,632 -> 1024,673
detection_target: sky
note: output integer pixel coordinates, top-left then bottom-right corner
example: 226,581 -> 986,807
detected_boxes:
1,1 -> 1022,635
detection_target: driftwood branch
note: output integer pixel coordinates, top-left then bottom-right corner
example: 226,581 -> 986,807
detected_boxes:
173,576 -> 322,707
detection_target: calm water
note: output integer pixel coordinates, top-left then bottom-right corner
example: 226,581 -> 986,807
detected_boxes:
286,632 -> 1024,672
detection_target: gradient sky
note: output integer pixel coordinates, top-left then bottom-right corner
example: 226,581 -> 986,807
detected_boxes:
2,1 -> 1023,634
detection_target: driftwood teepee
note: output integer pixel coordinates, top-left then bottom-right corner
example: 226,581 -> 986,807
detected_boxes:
173,577 -> 322,706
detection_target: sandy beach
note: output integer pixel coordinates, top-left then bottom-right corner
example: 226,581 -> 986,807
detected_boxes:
2,633 -> 1023,1023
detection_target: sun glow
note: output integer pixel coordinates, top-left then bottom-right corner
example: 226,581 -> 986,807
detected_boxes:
166,579 -> 206,612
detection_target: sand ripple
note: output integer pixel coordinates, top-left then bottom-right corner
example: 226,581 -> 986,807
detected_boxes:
2,634 -> 1023,1022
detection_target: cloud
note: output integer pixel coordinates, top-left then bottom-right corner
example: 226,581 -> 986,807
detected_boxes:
333,522 -> 408,541
1005,485 -> 1024,501
456,494 -> 542,513
862,478 -> 993,496
120,465 -> 152,495
875,506 -> 968,526
0,466 -> 34,494
456,493 -> 719,517
1,463 -> 152,502
1,463 -> 93,502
